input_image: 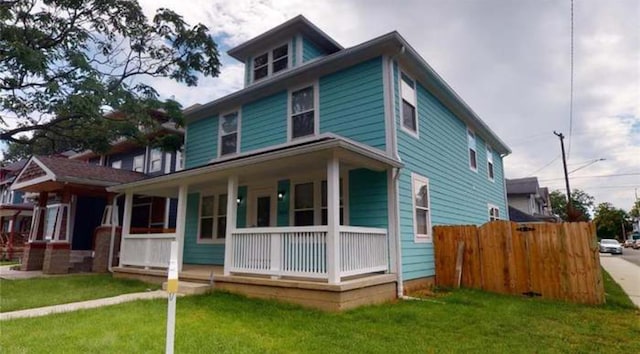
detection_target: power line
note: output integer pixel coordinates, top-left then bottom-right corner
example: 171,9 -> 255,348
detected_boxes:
528,154 -> 561,175
568,0 -> 575,159
539,172 -> 640,182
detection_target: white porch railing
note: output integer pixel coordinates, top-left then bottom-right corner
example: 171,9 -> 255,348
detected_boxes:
228,226 -> 388,280
120,233 -> 176,269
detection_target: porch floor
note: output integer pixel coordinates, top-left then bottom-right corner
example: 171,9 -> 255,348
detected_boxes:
112,264 -> 398,311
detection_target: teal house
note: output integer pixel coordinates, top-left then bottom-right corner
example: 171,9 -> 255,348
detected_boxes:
110,16 -> 510,310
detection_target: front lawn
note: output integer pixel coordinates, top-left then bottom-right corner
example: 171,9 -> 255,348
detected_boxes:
1,271 -> 637,353
0,274 -> 157,312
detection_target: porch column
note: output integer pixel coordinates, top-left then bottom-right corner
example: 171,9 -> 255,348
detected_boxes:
223,175 -> 238,276
327,154 -> 341,284
22,192 -> 48,271
175,185 -> 188,272
122,192 -> 133,238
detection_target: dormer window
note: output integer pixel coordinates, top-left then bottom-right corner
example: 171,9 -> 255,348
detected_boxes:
252,43 -> 289,82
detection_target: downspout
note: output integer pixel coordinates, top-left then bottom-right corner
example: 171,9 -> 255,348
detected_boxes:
390,45 -> 405,298
108,193 -> 123,273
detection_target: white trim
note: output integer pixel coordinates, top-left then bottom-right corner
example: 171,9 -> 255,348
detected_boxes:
289,169 -> 349,227
411,172 -> 432,243
296,34 -> 303,66
175,149 -> 184,171
218,108 -> 242,157
112,160 -> 122,169
133,154 -> 145,173
164,153 -> 172,174
382,55 -> 393,155
149,148 -> 163,173
486,145 -> 495,182
399,70 -> 419,139
467,128 -> 478,172
144,146 -> 150,173
488,203 -> 500,221
163,198 -> 171,229
287,80 -> 320,141
10,157 -> 56,191
326,154 -> 340,284
223,176 -> 238,276
251,40 -> 292,84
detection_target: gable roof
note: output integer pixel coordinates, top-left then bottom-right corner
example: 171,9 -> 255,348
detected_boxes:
11,156 -> 147,191
188,30 -> 511,155
227,15 -> 343,62
506,177 -> 540,195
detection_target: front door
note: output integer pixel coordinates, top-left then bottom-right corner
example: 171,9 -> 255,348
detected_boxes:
249,187 -> 276,227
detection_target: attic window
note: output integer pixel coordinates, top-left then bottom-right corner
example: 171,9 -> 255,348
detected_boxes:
252,43 -> 289,82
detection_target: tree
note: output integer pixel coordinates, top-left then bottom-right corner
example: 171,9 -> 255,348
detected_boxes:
549,189 -> 595,221
0,0 -> 220,153
593,202 -> 632,240
630,200 -> 640,218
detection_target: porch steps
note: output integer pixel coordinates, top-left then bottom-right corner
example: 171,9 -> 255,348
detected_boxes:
69,250 -> 93,273
162,281 -> 213,295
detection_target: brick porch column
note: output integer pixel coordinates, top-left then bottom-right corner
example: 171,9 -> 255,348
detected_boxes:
42,242 -> 70,274
21,192 -> 48,271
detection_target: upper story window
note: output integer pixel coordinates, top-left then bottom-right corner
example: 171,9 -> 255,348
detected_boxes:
175,149 -> 184,171
488,204 -> 500,221
219,111 -> 240,156
468,129 -> 477,172
149,149 -> 162,172
412,173 -> 432,243
111,160 -> 122,169
486,146 -> 494,181
289,84 -> 317,140
400,72 -> 418,136
133,155 -> 144,172
253,43 -> 289,82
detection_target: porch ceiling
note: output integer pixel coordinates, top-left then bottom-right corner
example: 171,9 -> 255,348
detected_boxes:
108,134 -> 402,198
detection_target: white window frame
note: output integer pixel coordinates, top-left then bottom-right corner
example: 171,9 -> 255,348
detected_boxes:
149,148 -> 162,172
218,109 -> 241,157
175,149 -> 184,171
111,160 -> 122,169
197,192 -> 228,244
287,81 -> 319,141
43,204 -> 71,242
133,155 -> 145,172
399,71 -> 419,138
468,128 -> 477,172
251,41 -> 292,83
488,204 -> 500,221
486,145 -> 494,182
411,173 -> 432,243
289,172 -> 349,226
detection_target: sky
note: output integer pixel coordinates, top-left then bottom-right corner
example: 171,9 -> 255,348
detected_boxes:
7,0 -> 636,211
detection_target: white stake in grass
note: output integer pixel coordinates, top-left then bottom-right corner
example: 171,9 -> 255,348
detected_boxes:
166,241 -> 179,354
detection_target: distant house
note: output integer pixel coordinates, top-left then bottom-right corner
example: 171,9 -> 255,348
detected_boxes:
10,117 -> 184,273
106,15 -> 512,310
0,160 -> 32,260
506,177 -> 558,222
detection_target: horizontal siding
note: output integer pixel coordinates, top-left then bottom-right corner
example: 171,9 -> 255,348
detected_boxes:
320,57 -> 386,150
302,37 -> 325,62
185,117 -> 217,169
241,92 -> 287,152
349,169 -> 388,228
394,62 -> 508,281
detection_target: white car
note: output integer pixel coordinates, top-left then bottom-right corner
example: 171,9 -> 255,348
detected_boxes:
599,239 -> 623,255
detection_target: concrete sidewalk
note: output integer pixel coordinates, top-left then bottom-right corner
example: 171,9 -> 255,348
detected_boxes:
1,290 -> 172,321
600,255 -> 640,308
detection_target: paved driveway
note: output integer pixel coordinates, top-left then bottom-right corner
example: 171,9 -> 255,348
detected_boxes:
619,246 -> 640,267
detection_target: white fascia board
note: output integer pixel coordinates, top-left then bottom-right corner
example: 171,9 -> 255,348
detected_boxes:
10,157 -> 56,191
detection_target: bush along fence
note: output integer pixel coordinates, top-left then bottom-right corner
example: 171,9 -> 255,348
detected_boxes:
433,221 -> 605,305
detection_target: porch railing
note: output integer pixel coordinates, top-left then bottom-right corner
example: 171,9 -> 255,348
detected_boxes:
120,233 -> 176,268
229,225 -> 388,280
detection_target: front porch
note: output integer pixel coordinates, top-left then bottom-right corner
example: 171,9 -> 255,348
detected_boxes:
110,136 -> 402,309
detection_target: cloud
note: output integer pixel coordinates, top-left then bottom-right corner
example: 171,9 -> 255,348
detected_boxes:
134,0 -> 640,210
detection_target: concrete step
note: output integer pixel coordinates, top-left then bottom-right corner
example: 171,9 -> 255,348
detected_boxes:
162,281 -> 213,295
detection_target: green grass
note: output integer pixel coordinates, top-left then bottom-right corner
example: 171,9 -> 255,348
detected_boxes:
0,274 -> 157,312
0,260 -> 19,266
1,271 -> 638,353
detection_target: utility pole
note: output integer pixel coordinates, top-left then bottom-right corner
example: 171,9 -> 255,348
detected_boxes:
554,131 -> 573,220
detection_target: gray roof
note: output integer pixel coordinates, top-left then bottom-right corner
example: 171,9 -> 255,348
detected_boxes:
506,177 -> 540,195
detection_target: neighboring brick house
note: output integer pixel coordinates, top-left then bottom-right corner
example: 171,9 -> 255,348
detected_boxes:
107,16 -> 512,310
0,160 -> 32,260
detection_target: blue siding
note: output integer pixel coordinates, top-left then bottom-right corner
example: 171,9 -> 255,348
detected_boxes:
393,62 -> 508,281
185,117 -> 217,169
107,147 -> 145,171
241,92 -> 287,152
320,57 -> 386,151
349,169 -> 388,228
303,37 -> 325,62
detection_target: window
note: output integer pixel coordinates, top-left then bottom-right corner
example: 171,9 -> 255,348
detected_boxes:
412,174 -> 432,242
321,180 -> 344,225
219,111 -> 239,156
252,44 -> 289,82
468,129 -> 477,171
486,146 -> 494,181
293,183 -> 314,226
199,194 -> 228,242
290,85 -> 316,139
111,160 -> 122,169
133,155 -> 144,172
488,205 -> 500,221
400,72 -> 418,135
175,150 -> 184,171
149,149 -> 162,172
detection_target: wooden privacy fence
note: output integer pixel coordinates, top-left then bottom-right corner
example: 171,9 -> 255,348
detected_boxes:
433,221 -> 604,305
